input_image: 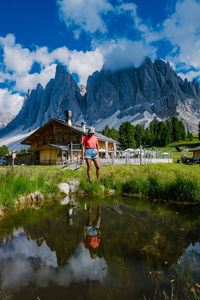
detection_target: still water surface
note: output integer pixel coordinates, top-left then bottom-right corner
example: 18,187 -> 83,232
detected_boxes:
0,196 -> 200,299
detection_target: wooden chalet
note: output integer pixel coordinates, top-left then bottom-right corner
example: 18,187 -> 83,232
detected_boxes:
189,146 -> 200,162
21,110 -> 119,165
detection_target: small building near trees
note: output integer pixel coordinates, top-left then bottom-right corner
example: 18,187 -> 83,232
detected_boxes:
21,110 -> 119,165
189,146 -> 200,162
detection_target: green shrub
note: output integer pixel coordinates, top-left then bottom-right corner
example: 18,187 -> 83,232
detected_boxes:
170,176 -> 200,202
146,175 -> 166,199
100,175 -> 115,189
121,178 -> 147,195
79,179 -> 103,194
0,171 -> 60,207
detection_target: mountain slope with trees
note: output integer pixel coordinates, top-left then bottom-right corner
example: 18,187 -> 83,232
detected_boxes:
101,117 -> 187,148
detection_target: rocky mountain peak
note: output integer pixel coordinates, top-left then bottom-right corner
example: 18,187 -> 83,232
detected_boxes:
0,59 -> 200,150
36,83 -> 44,91
85,58 -> 200,132
0,65 -> 83,137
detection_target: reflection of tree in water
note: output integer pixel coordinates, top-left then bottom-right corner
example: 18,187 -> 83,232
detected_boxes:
1,200 -> 200,299
1,201 -> 200,270
23,208 -> 85,266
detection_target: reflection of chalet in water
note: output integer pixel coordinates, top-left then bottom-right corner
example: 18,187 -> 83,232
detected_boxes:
21,110 -> 119,165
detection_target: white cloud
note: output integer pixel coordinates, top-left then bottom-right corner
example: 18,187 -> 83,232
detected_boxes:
117,3 -> 148,33
0,35 -> 104,90
57,0 -> 113,38
34,46 -> 53,66
4,45 -> 33,75
0,33 -> 15,47
0,71 -> 12,83
163,0 -> 200,70
178,70 -> 200,81
0,233 -> 107,290
14,64 -> 57,91
100,38 -> 156,71
0,34 -> 105,114
0,88 -> 24,114
1,0 -> 200,115
52,47 -> 103,83
67,48 -> 103,83
0,34 -> 34,75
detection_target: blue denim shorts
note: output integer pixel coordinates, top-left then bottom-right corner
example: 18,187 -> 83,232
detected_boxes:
86,225 -> 100,236
85,148 -> 98,159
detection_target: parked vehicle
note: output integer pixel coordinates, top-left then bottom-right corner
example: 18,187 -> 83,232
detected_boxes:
0,158 -> 6,165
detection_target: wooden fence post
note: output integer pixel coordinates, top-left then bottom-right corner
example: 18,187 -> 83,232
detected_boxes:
70,142 -> 73,162
140,146 -> 142,165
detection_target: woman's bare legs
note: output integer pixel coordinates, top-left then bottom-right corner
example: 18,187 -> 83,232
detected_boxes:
85,158 -> 92,182
93,158 -> 100,180
88,202 -> 93,225
94,205 -> 101,227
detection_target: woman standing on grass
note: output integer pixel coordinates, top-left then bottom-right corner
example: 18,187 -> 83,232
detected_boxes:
82,127 -> 100,182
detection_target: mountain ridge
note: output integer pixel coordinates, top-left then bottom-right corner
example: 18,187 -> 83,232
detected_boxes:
0,58 -> 200,150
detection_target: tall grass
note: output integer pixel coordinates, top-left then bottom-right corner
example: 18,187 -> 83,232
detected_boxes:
0,170 -> 59,207
170,176 -> 200,202
0,164 -> 199,207
120,175 -> 200,202
79,179 -> 103,194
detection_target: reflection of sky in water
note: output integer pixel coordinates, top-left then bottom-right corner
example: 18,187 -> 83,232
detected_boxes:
0,229 -> 107,290
178,242 -> 200,278
179,242 -> 200,264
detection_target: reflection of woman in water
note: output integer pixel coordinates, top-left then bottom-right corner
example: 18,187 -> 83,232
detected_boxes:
83,203 -> 101,258
64,202 -> 107,282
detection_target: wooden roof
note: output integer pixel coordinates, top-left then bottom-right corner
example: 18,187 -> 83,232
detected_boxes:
188,146 -> 200,152
21,118 -> 119,145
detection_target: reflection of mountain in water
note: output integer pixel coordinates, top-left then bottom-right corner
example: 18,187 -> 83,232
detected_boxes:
178,242 -> 200,281
0,230 -> 107,290
0,199 -> 200,299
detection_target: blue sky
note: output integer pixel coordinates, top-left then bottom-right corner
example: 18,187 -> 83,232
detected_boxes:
0,0 -> 200,114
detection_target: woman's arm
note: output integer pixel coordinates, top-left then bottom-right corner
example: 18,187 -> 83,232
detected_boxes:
95,139 -> 99,155
82,144 -> 85,160
96,142 -> 99,154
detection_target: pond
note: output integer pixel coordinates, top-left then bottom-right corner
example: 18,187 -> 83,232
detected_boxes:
0,196 -> 200,299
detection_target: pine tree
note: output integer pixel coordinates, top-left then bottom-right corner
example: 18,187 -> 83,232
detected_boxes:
0,145 -> 9,157
19,148 -> 27,154
119,122 -> 136,148
109,127 -> 119,141
102,125 -> 119,141
149,119 -> 159,145
102,124 -> 110,137
178,121 -> 186,140
187,131 -> 193,141
143,128 -> 153,147
166,120 -> 173,143
134,124 -> 145,147
199,122 -> 200,141
172,117 -> 181,141
157,122 -> 171,146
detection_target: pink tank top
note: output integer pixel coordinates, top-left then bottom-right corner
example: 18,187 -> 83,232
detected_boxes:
81,135 -> 98,149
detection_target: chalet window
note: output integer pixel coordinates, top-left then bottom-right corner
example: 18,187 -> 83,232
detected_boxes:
65,137 -> 70,144
57,150 -> 62,157
73,135 -> 80,143
60,137 -> 64,144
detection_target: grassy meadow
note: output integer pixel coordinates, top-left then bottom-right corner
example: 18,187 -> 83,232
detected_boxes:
146,134 -> 200,162
0,162 -> 199,207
